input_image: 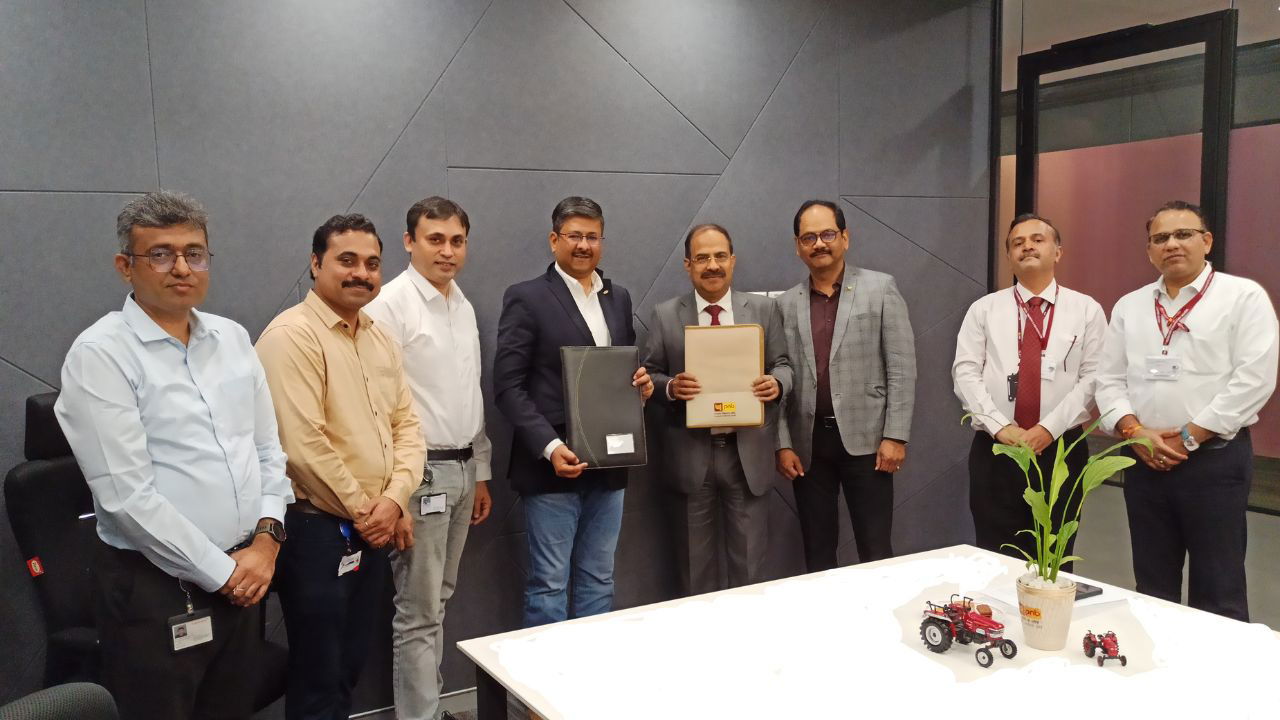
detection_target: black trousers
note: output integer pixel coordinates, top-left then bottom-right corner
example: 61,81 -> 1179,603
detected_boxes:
91,544 -> 259,720
277,508 -> 390,720
969,426 -> 1088,569
1123,429 -> 1252,622
793,423 -> 894,571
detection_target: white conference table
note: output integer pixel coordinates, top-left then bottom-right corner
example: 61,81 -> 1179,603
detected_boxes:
458,545 -> 1279,719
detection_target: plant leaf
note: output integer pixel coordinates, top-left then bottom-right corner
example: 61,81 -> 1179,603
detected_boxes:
1059,555 -> 1083,566
1000,543 -> 1034,565
1048,436 -> 1070,509
1080,455 -> 1136,496
993,442 -> 1034,477
1023,487 -> 1052,530
1054,520 -> 1079,556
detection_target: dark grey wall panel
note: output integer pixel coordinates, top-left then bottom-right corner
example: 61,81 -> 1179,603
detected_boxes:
147,0 -> 489,335
440,0 -> 729,174
565,0 -> 828,157
892,460 -> 973,554
842,196 -> 989,285
0,193 -> 144,385
840,0 -> 992,197
0,1 -> 155,191
636,5 -> 842,318
349,92 -> 450,282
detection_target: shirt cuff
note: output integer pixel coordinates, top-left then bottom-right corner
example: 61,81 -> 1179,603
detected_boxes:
1190,408 -> 1232,438
197,551 -> 237,594
1099,400 -> 1134,434
1038,415 -> 1068,440
260,494 -> 287,524
981,410 -> 1013,437
542,439 -> 564,461
473,461 -> 493,483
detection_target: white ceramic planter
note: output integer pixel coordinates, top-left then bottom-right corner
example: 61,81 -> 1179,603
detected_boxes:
1016,573 -> 1077,650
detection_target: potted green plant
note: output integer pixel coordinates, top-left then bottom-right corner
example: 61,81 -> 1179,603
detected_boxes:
964,413 -> 1150,650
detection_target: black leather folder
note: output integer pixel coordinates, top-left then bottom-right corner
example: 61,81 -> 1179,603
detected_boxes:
561,346 -> 647,469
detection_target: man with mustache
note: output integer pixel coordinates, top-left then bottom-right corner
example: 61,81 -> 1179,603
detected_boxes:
494,196 -> 654,627
952,213 -> 1107,563
364,197 -> 492,720
643,224 -> 791,594
256,214 -> 425,719
1096,200 -> 1277,621
55,191 -> 291,720
775,199 -> 915,570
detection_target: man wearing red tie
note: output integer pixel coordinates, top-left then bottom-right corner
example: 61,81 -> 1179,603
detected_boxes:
952,214 -> 1108,562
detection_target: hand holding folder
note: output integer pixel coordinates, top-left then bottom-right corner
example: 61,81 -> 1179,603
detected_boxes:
561,346 -> 648,469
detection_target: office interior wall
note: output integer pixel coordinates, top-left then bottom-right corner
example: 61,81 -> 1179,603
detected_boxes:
0,0 -> 994,704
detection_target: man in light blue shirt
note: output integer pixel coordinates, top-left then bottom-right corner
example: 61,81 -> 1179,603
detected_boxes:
55,191 -> 292,720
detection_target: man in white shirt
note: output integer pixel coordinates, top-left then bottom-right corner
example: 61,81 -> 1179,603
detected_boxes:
364,197 -> 492,720
55,191 -> 292,720
642,224 -> 791,594
1097,200 -> 1278,621
953,214 -> 1107,563
493,196 -> 653,627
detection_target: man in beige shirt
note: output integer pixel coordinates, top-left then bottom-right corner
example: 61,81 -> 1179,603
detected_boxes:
256,213 -> 424,720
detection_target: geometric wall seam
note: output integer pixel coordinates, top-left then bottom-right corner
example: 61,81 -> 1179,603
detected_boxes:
893,457 -> 967,512
631,175 -> 722,308
841,195 -> 989,287
0,352 -> 59,392
142,0 -> 161,189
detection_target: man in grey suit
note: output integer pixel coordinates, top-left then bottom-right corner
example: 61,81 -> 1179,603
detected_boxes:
776,200 -> 916,571
644,223 -> 792,594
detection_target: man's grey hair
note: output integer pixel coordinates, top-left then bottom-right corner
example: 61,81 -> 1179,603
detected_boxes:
116,191 -> 209,254
551,196 -> 604,233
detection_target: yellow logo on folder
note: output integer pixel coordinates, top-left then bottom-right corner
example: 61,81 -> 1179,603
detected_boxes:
713,402 -> 737,413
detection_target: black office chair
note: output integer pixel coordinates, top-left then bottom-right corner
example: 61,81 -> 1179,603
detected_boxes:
3,392 -> 288,710
0,682 -> 118,720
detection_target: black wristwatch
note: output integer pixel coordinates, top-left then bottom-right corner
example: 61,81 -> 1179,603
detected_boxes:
254,519 -> 287,544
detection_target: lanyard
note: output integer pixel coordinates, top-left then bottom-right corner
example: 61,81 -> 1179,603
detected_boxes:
1013,285 -> 1058,350
1154,268 -> 1215,355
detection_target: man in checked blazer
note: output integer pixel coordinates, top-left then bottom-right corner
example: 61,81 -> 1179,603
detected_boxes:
643,223 -> 792,595
775,199 -> 916,571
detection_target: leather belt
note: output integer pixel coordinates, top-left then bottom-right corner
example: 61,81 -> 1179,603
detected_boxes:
290,498 -> 327,515
819,416 -> 839,430
428,446 -> 473,462
711,434 -> 738,448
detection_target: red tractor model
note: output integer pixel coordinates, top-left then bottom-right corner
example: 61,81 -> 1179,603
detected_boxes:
919,594 -> 1018,668
1083,630 -> 1126,667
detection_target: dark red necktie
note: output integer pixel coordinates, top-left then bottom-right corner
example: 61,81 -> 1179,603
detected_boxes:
707,304 -> 723,326
1013,297 -> 1044,429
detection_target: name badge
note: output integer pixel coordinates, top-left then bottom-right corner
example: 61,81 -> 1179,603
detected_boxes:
338,551 -> 362,576
1145,354 -> 1182,381
168,609 -> 213,652
1040,356 -> 1058,382
420,492 -> 447,516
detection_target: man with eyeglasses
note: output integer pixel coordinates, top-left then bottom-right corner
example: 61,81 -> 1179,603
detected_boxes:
952,214 -> 1107,564
642,224 -> 791,595
1096,199 -> 1277,622
257,214 -> 425,718
55,191 -> 292,720
363,197 -> 492,720
494,196 -> 654,627
775,199 -> 916,571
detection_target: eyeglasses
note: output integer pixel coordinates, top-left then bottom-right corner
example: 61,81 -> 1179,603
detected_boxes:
690,252 -> 731,267
1148,228 -> 1206,246
126,247 -> 213,272
797,230 -> 840,247
558,232 -> 603,245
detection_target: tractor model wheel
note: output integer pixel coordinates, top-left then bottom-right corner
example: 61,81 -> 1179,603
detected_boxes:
975,647 -> 994,668
920,619 -> 952,653
1120,656 -> 1128,667
1083,638 -> 1096,657
999,639 -> 1018,659
1097,654 -> 1105,667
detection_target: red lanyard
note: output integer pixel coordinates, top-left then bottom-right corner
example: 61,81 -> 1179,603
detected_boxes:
1013,285 -> 1058,349
1154,268 -> 1215,355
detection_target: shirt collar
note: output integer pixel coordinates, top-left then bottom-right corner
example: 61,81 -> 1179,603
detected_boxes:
553,261 -> 603,297
304,289 -> 373,331
695,287 -> 732,315
809,268 -> 846,296
1014,278 -> 1058,304
404,265 -> 463,307
1155,261 -> 1213,301
121,293 -> 211,343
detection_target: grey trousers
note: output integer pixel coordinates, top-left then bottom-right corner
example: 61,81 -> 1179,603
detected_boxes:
681,442 -> 768,596
390,459 -> 476,720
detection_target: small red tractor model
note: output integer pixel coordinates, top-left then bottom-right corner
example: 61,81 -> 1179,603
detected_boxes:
919,594 -> 1018,668
1083,630 -> 1126,667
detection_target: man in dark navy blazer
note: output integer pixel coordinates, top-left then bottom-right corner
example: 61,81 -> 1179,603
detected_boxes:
494,196 -> 653,627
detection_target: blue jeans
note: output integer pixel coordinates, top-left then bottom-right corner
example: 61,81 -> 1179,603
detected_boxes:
522,486 -> 625,627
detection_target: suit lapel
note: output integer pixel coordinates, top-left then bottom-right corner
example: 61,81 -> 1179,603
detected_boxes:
679,293 -> 699,328
729,289 -> 751,325
543,264 -> 595,345
795,284 -> 817,382
829,266 -> 858,363
599,274 -> 626,345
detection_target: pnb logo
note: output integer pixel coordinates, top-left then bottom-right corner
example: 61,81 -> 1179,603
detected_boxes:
1019,604 -> 1042,620
713,402 -> 736,413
